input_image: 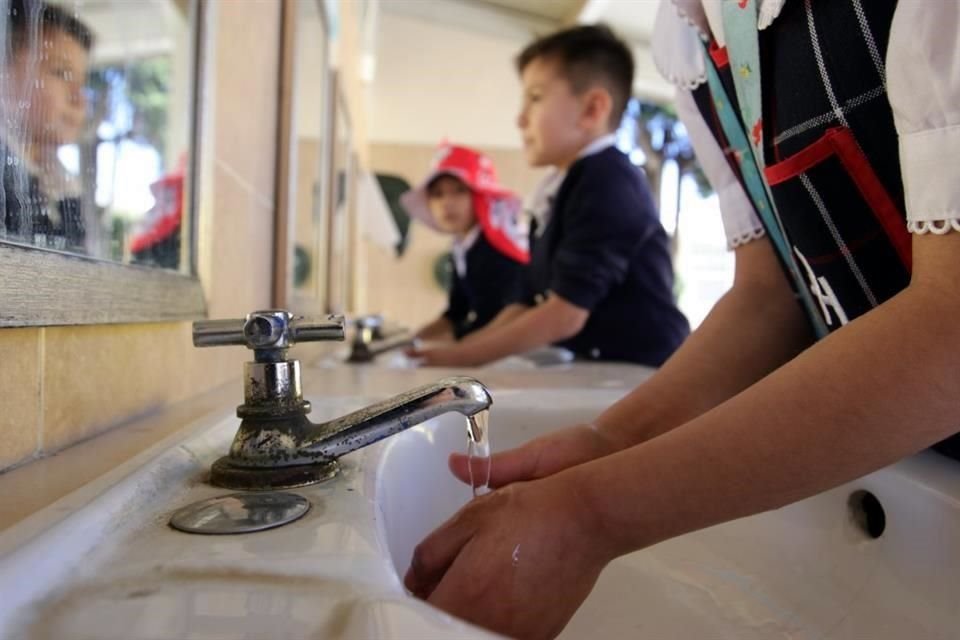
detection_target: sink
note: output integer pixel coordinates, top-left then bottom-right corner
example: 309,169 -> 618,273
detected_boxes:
373,388 -> 626,579
373,389 -> 960,639
0,396 -> 498,640
5,382 -> 959,639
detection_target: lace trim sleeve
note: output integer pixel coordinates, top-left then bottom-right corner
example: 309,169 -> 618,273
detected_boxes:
652,0 -> 708,90
907,219 -> 960,235
727,227 -> 767,249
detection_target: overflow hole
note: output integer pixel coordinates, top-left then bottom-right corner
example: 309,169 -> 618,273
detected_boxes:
848,490 -> 886,539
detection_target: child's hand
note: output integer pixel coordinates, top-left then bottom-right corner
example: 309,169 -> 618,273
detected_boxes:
402,341 -> 422,359
404,471 -> 611,640
448,423 -> 618,489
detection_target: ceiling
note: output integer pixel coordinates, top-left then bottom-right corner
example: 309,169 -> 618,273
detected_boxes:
471,0 -> 584,23
578,0 -> 661,43
468,0 -> 661,42
461,0 -> 668,99
376,0 -> 672,102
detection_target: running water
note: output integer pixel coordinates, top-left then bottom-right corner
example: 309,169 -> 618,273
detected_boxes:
466,410 -> 491,497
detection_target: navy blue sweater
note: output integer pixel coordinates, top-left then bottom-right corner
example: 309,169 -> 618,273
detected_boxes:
444,232 -> 526,339
522,147 -> 689,366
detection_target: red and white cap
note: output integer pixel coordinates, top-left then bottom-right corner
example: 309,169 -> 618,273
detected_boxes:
400,143 -> 529,264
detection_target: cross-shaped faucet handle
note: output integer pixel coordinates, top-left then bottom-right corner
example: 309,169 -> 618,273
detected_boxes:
193,310 -> 345,360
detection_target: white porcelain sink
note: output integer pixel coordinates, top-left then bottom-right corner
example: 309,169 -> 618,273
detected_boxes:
373,390 -> 960,639
3,383 -> 959,639
0,396 -> 498,640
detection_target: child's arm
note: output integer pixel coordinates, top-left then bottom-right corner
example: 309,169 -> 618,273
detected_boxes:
412,295 -> 587,367
592,237 -> 812,448
578,230 -> 960,548
414,315 -> 454,343
446,237 -> 812,484
407,231 -> 960,638
457,303 -> 528,343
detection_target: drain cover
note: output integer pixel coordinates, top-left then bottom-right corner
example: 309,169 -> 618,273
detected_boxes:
169,492 -> 311,535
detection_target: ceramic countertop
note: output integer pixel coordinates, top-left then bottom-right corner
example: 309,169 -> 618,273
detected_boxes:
0,355 -> 651,532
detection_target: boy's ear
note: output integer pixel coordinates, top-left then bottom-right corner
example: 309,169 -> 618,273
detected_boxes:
579,87 -> 613,132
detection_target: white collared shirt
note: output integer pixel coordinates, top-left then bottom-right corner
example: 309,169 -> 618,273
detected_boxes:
526,133 -> 620,235
451,224 -> 482,278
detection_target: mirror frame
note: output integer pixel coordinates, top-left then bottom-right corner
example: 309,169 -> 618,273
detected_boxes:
0,0 -> 207,327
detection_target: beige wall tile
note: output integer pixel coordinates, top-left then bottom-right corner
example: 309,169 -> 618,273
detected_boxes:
39,323 -> 249,456
213,0 -> 281,205
0,329 -> 41,469
41,324 -> 190,452
204,0 -> 279,321
206,165 -> 275,318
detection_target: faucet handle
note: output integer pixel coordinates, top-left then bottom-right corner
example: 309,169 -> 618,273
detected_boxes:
193,310 -> 345,353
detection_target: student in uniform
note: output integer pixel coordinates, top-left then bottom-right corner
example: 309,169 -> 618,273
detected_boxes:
400,143 -> 528,343
1,0 -> 92,252
410,25 -> 690,367
403,3 -> 960,639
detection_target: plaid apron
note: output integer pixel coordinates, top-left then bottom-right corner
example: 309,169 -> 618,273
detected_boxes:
693,0 -> 960,457
694,0 -> 909,334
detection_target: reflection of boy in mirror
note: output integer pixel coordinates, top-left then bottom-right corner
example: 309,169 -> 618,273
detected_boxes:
1,0 -> 92,252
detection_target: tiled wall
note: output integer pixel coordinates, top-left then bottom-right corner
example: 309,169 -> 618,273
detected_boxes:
0,0 -> 282,473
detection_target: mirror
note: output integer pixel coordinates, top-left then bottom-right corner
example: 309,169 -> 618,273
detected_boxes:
277,0 -> 331,313
326,83 -> 352,315
0,0 -> 198,272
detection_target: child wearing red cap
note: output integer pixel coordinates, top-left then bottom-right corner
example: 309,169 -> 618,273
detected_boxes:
400,143 -> 529,343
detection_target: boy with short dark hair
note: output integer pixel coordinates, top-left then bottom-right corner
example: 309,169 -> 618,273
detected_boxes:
412,24 -> 689,367
2,0 -> 94,251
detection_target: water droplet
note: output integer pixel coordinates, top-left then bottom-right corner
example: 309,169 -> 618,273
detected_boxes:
512,544 -> 521,567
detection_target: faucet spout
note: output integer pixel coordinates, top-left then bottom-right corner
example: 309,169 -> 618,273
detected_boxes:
304,376 -> 491,460
347,315 -> 414,363
212,375 -> 492,489
346,330 -> 414,363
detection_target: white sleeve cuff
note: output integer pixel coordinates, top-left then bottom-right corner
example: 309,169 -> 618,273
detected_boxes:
675,88 -> 766,250
716,180 -> 766,248
899,124 -> 960,225
887,1 -> 960,231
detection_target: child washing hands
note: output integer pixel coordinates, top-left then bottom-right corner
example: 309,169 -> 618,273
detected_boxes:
400,143 -> 528,347
411,25 -> 690,368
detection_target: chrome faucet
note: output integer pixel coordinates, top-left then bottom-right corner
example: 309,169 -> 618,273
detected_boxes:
193,310 -> 492,490
347,314 -> 414,363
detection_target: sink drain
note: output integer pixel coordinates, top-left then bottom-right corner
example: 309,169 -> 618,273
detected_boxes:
848,490 -> 886,539
169,492 -> 311,535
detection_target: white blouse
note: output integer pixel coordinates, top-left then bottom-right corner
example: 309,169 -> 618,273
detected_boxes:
653,0 -> 960,247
